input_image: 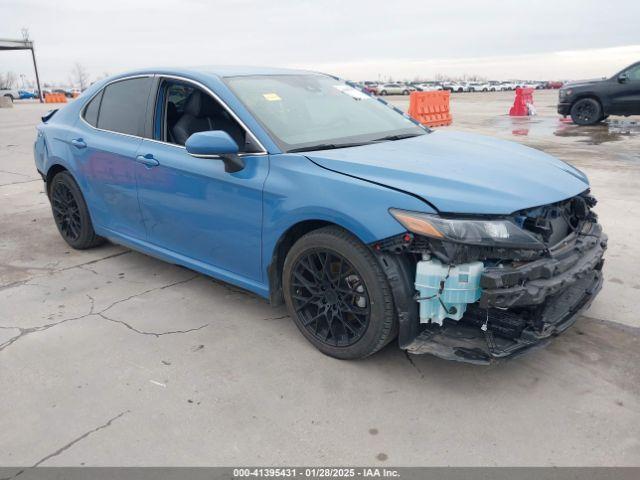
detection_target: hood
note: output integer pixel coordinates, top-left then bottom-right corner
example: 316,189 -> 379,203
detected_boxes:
304,131 -> 589,215
562,77 -> 607,88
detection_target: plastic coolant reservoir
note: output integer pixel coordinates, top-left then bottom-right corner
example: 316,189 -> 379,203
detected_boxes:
415,257 -> 484,325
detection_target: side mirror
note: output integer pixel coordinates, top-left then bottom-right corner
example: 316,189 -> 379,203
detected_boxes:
618,72 -> 629,84
185,130 -> 244,173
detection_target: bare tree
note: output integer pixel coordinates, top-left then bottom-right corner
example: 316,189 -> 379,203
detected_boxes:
71,63 -> 89,90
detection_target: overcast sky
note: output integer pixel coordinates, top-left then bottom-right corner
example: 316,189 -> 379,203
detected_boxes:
2,0 -> 640,86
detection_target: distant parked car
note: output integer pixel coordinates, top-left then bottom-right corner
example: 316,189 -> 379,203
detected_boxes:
488,82 -> 507,92
18,90 -> 37,99
52,88 -> 74,98
467,82 -> 490,92
362,85 -> 378,95
443,82 -> 467,93
377,83 -> 412,95
415,83 -> 443,92
546,81 -> 564,89
0,88 -> 20,101
558,60 -> 640,125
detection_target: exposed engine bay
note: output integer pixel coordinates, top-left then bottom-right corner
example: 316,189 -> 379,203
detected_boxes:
373,191 -> 607,364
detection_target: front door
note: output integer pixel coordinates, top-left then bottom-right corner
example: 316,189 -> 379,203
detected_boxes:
609,64 -> 640,115
135,78 -> 268,283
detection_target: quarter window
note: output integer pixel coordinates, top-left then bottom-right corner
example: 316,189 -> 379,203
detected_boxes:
96,77 -> 152,136
83,90 -> 103,127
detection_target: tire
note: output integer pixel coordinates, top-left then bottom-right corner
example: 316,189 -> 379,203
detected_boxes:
379,90 -> 387,96
282,226 -> 396,359
49,171 -> 105,249
570,98 -> 603,125
402,90 -> 409,95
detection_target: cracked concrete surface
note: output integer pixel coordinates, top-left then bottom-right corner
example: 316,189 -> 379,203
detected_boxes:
1,96 -> 639,467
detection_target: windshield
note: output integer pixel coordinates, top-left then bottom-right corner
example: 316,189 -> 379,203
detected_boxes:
224,74 -> 426,152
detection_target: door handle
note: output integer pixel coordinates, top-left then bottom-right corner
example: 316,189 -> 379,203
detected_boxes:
135,154 -> 160,167
71,138 -> 87,149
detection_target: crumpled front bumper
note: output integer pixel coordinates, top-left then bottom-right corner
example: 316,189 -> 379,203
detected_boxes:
405,271 -> 603,364
402,224 -> 607,364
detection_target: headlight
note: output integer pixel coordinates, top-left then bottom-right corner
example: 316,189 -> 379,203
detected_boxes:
389,209 -> 545,249
559,88 -> 572,99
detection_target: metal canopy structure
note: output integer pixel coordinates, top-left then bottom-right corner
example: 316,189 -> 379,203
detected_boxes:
0,38 -> 43,102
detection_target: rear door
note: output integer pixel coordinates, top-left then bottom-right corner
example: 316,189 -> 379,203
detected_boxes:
70,76 -> 152,239
609,64 -> 640,115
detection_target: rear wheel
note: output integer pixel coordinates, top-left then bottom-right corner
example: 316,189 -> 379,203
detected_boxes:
379,90 -> 387,96
283,227 -> 396,359
402,90 -> 409,95
50,171 -> 104,249
570,98 -> 603,125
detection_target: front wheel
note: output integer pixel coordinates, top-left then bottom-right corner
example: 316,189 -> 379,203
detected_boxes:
283,227 -> 396,359
402,90 -> 409,95
50,171 -> 105,249
379,90 -> 387,96
570,98 -> 602,125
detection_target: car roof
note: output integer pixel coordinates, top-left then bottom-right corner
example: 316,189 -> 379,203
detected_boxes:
111,65 -> 324,81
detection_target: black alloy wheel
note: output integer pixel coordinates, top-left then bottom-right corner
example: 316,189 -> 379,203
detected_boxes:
282,226 -> 396,359
570,98 -> 603,126
51,181 -> 82,242
290,249 -> 370,348
49,171 -> 104,249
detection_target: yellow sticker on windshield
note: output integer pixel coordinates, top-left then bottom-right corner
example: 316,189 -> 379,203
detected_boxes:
263,93 -> 282,101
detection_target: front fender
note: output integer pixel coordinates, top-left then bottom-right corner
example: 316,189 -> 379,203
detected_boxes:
262,154 -> 434,282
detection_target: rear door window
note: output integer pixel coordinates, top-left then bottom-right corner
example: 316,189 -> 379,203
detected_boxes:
97,77 -> 152,136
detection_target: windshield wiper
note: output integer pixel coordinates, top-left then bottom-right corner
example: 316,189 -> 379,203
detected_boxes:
371,133 -> 424,142
287,133 -> 425,153
287,142 -> 371,153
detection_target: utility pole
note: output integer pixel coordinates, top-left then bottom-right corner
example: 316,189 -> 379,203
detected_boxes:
21,29 -> 43,103
30,43 -> 43,102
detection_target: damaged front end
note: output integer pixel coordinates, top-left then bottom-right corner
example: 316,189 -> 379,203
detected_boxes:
374,192 -> 607,364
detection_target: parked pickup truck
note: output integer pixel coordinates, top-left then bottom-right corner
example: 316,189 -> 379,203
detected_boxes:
0,88 -> 20,102
558,61 -> 640,125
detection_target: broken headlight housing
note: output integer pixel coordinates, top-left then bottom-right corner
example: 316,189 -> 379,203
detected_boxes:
389,208 -> 545,249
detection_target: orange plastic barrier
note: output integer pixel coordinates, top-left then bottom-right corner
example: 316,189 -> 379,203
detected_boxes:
509,87 -> 535,116
407,91 -> 452,127
44,93 -> 68,104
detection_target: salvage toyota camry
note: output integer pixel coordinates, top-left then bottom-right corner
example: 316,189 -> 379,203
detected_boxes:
34,67 -> 606,363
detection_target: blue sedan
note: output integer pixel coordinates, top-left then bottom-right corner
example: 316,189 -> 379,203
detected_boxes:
19,90 -> 37,99
34,67 -> 606,362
